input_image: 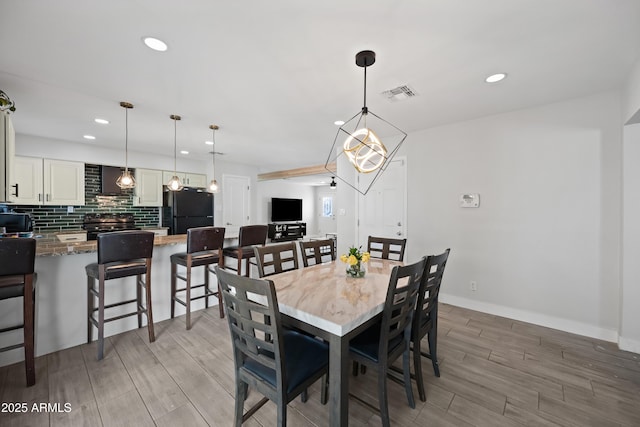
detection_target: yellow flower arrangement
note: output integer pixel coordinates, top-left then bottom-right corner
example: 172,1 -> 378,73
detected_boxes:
340,246 -> 370,278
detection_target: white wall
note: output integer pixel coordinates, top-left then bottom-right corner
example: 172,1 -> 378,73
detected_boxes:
405,91 -> 622,341
255,180 -> 317,233
621,123 -> 640,352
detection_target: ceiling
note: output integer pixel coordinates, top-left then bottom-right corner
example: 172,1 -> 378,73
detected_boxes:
1,1 -> 639,173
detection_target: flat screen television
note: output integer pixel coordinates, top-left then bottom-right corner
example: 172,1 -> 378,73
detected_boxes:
271,197 -> 303,222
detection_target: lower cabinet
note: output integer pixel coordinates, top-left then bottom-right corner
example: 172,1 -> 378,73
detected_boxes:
268,223 -> 307,242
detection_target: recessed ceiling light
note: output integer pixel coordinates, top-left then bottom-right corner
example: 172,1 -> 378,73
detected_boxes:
334,120 -> 345,126
83,135 -> 96,140
94,118 -> 109,125
143,37 -> 168,52
180,150 -> 189,155
205,140 -> 214,145
485,73 -> 507,83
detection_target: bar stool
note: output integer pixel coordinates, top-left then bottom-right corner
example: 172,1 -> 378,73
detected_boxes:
170,226 -> 226,329
222,225 -> 268,277
0,237 -> 37,386
85,231 -> 155,360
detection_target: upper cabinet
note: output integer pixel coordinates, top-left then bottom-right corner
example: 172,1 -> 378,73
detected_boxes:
134,168 -> 163,207
162,170 -> 207,188
10,157 -> 85,205
1,112 -> 15,201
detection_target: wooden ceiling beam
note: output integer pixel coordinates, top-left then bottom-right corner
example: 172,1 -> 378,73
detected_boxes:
257,163 -> 336,181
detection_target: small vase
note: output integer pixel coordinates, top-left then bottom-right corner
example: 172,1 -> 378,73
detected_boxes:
346,261 -> 366,278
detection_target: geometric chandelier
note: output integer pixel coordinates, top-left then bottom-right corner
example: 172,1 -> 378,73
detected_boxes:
325,50 -> 407,195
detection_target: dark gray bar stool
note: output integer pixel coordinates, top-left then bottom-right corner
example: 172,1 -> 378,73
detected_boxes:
170,226 -> 226,329
85,231 -> 155,360
0,237 -> 37,386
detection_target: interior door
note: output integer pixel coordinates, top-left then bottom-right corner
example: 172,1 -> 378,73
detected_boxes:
357,157 -> 407,251
317,190 -> 337,236
222,174 -> 250,235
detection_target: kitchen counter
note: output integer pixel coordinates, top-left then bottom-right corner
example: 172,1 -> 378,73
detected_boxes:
35,233 -> 188,256
0,230 -> 239,368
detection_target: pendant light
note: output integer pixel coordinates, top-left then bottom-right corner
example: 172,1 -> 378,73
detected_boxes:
116,102 -> 136,189
166,114 -> 183,191
330,176 -> 337,190
208,124 -> 219,193
325,50 -> 407,195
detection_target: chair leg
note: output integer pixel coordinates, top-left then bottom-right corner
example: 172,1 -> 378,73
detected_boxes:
378,366 -> 391,427
136,272 -> 143,329
277,398 -> 287,427
414,338 -> 426,402
203,265 -> 210,309
185,264 -> 192,330
23,274 -> 35,387
235,380 -> 247,427
170,263 -> 177,319
97,276 -> 105,360
428,327 -> 440,377
217,282 -> 224,318
144,265 -> 155,342
87,276 -> 94,344
301,388 -> 308,403
403,347 -> 415,409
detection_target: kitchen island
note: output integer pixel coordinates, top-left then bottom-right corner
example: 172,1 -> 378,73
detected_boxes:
0,232 -> 237,367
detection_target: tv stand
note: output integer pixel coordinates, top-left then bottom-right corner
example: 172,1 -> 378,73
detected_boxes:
268,223 -> 306,242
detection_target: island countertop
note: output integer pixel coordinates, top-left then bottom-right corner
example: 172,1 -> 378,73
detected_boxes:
34,233 -> 189,256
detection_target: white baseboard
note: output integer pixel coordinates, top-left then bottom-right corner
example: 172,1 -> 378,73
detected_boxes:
440,293 -> 619,343
618,336 -> 640,354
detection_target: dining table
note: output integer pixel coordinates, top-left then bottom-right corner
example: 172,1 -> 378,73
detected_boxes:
266,258 -> 402,426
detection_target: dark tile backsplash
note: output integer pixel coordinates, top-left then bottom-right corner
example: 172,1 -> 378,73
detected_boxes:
5,164 -> 160,233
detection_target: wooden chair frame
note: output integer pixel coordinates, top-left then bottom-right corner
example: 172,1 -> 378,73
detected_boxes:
367,236 -> 407,261
254,242 -> 299,278
299,239 -> 336,267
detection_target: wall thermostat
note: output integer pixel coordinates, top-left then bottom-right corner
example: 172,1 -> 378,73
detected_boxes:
460,193 -> 480,208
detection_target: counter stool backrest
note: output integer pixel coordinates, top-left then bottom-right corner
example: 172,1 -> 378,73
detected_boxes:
97,231 -> 154,264
0,237 -> 36,276
238,225 -> 268,247
187,226 -> 225,253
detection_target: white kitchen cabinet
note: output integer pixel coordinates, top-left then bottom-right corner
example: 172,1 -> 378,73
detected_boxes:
44,159 -> 85,205
10,157 -> 85,205
10,156 -> 43,204
1,112 -> 15,202
162,170 -> 207,188
134,168 -> 163,207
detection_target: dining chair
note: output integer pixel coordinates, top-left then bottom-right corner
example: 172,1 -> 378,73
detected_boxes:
349,257 -> 426,427
215,266 -> 329,426
85,230 -> 155,360
0,237 -> 37,386
170,226 -> 226,329
223,225 -> 268,277
367,236 -> 407,261
411,248 -> 450,402
299,238 -> 336,267
253,241 -> 299,278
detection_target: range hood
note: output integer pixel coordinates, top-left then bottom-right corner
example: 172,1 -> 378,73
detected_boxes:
100,165 -> 124,195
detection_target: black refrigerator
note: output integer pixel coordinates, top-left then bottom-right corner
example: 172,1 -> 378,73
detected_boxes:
162,187 -> 214,235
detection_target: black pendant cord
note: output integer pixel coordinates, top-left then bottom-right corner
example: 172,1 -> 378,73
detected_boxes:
173,119 -> 177,174
363,65 -> 368,114
124,108 -> 129,172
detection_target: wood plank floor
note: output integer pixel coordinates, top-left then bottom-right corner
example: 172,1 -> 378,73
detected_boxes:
1,303 -> 640,426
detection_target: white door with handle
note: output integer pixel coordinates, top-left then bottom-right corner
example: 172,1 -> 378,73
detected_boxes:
222,174 -> 250,236
357,157 -> 407,252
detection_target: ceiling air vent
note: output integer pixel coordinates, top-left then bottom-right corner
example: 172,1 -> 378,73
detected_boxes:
381,85 -> 418,102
